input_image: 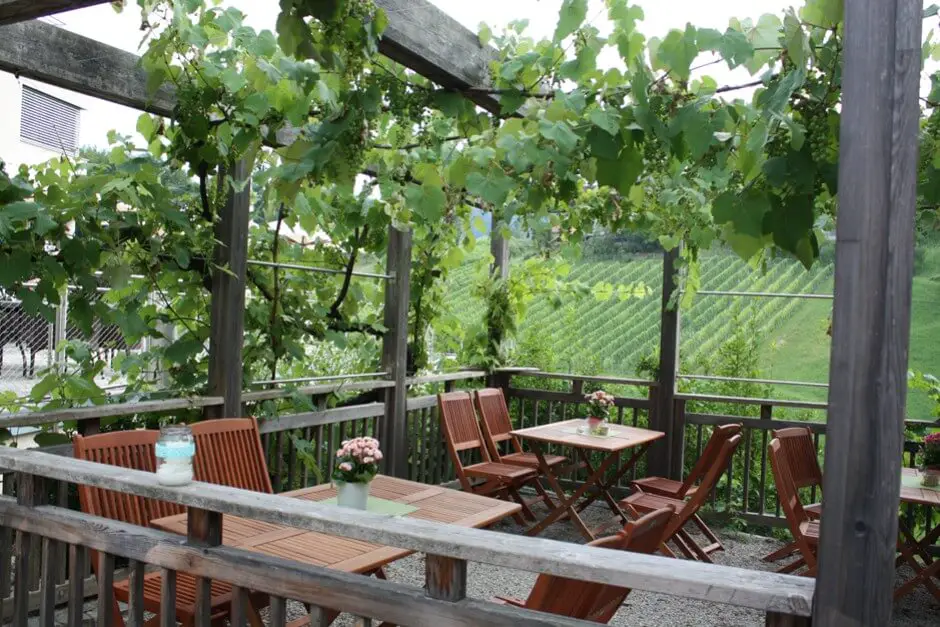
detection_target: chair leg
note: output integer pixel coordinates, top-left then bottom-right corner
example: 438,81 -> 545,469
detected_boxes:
507,485 -> 537,521
670,532 -> 697,560
529,477 -> 557,510
658,542 -> 678,559
112,596 -> 127,627
764,540 -> 800,563
777,556 -> 806,574
690,514 -> 724,554
678,528 -> 714,564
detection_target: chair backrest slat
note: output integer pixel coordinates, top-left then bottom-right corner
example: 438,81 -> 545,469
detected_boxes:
682,423 -> 742,497
771,427 -> 822,490
769,438 -> 809,532
73,430 -> 185,526
474,388 -> 515,461
682,434 -> 743,518
523,507 -> 674,622
190,417 -> 273,494
438,392 -> 489,455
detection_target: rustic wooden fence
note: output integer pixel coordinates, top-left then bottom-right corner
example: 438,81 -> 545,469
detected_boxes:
0,369 -> 486,619
0,446 -> 814,626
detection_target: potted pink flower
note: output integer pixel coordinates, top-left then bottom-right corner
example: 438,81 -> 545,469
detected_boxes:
333,437 -> 383,509
584,390 -> 615,436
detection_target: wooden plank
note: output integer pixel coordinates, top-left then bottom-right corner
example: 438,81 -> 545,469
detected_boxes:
159,569 -> 176,627
406,371 -> 486,385
206,159 -> 251,418
269,596 -> 286,627
97,553 -> 115,627
0,0 -> 110,25
38,536 -> 55,627
0,0 -> 497,117
0,396 -> 224,429
653,247 -> 680,480
517,371 -> 658,388
0,502 -> 591,627
508,388 -> 651,409
13,473 -> 42,626
230,585 -> 247,627
766,612 -> 811,626
0,450 -> 815,615
67,544 -> 86,627
684,413 -> 827,433
424,555 -> 467,602
814,1 -> 921,625
259,403 -> 385,434
675,393 -> 827,410
406,395 -> 437,411
380,226 -> 412,478
241,380 -> 394,404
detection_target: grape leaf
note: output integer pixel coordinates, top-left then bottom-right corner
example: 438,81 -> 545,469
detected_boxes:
595,145 -> 643,194
466,171 -> 514,205
554,0 -> 588,42
589,107 -> 622,136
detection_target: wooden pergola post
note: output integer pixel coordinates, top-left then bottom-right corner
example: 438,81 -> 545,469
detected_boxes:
381,226 -> 412,478
652,246 -> 680,480
814,0 -> 921,624
206,159 -> 252,418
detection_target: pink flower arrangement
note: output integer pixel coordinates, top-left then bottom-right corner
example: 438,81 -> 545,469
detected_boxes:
333,437 -> 382,484
923,432 -> 940,467
585,390 -> 615,422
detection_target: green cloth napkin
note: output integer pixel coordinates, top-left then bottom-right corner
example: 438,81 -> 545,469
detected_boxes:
901,474 -> 940,492
318,496 -> 418,516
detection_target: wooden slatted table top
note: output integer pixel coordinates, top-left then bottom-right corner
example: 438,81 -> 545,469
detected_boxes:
900,468 -> 940,507
510,419 -> 665,452
150,475 -> 521,574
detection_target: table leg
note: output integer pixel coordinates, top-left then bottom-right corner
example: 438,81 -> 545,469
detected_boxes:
895,517 -> 940,601
574,448 -> 629,523
524,442 -> 620,541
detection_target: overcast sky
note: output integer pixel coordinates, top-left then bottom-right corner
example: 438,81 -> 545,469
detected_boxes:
19,0 -> 931,155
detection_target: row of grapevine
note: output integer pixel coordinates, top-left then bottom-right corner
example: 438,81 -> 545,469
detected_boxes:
440,251 -> 835,376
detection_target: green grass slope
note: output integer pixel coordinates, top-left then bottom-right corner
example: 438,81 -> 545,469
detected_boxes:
443,245 -> 940,419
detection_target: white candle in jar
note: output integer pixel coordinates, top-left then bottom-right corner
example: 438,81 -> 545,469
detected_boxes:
156,440 -> 195,486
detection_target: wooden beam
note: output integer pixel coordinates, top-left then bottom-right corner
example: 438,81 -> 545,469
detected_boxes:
0,19 -> 175,116
380,226 -> 412,478
0,1 -> 496,116
814,0 -> 921,625
0,0 -> 109,26
654,246 -> 680,480
206,160 -> 251,418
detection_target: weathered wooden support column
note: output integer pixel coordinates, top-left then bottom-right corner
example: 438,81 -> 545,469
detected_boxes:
490,230 -> 509,280
380,226 -> 412,478
206,159 -> 251,419
814,0 -> 921,624
653,246 -> 680,480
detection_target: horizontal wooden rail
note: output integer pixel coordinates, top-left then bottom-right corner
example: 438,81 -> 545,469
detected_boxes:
0,397 -> 224,429
406,395 -> 438,411
241,380 -> 395,403
675,393 -> 828,410
406,371 -> 486,385
507,388 -> 652,409
259,403 -> 385,434
505,370 -> 658,388
684,413 -> 828,432
0,448 -> 814,616
0,498 -> 585,627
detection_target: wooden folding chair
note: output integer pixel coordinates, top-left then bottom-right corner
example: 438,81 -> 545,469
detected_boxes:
74,431 -> 235,627
190,417 -> 274,493
438,391 -> 542,523
494,506 -> 675,622
762,427 -> 822,566
768,437 -> 819,576
474,388 -> 567,508
630,423 -> 741,555
620,434 -> 742,563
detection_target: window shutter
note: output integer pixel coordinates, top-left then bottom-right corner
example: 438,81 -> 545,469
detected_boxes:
19,86 -> 81,154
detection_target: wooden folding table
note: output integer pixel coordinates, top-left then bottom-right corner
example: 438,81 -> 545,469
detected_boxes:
510,419 -> 664,541
895,468 -> 940,601
151,475 -> 521,624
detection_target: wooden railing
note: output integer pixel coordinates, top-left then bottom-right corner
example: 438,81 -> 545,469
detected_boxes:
675,393 -> 939,530
0,369 -> 487,616
0,447 -> 814,626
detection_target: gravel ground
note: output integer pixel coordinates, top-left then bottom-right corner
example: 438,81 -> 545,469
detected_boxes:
29,502 -> 938,626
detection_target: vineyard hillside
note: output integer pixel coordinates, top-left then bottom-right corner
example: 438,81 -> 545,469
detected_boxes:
443,249 -> 835,377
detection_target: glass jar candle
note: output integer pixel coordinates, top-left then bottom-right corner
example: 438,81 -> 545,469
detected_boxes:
156,425 -> 195,486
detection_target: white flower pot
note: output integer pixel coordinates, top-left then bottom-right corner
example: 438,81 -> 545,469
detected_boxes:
335,480 -> 370,510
